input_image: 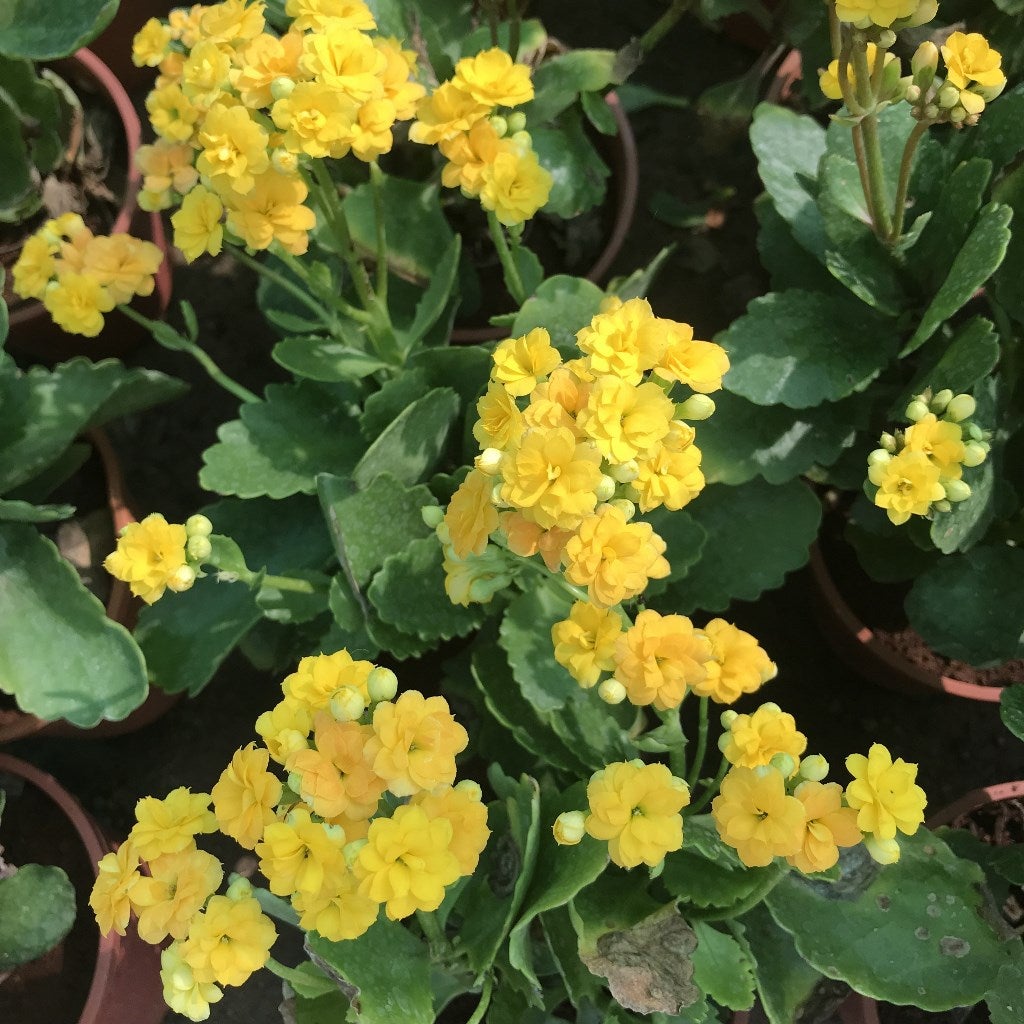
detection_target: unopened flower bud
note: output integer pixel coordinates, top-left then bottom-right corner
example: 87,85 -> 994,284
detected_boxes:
905,83 -> 921,104
944,394 -> 976,422
270,76 -> 296,101
595,474 -> 616,502
905,399 -> 930,422
455,779 -> 482,800
933,498 -> 952,513
272,148 -> 299,175
799,754 -> 830,782
598,678 -> 627,705
936,84 -> 960,109
676,394 -> 716,421
225,876 -> 253,901
911,41 -> 938,90
506,111 -> 527,134
475,448 -> 502,475
949,105 -> 967,124
943,479 -> 971,503
509,129 -> 532,152
967,423 -> 985,441
489,114 -> 508,137
930,388 -> 953,413
187,534 -> 212,562
330,685 -> 367,722
923,103 -> 940,121
876,29 -> 896,49
167,565 -> 197,593
553,810 -> 587,846
720,709 -> 739,729
864,835 -> 901,864
367,666 -> 398,703
608,459 -> 639,483
867,448 -> 891,467
491,481 -> 505,505
962,442 -> 988,468
287,773 -> 304,797
898,0 -> 938,28
879,432 -> 897,452
608,498 -> 635,521
769,752 -> 797,778
343,839 -> 367,868
421,505 -> 444,529
186,513 -> 213,537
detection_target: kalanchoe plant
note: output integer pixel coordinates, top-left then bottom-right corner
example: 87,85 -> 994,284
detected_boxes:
691,0 -> 1024,668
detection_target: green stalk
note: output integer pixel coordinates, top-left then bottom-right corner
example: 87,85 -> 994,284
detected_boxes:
369,160 -> 389,305
887,120 -> 929,242
228,245 -> 333,326
850,124 -> 879,230
685,753 -> 728,816
466,975 -> 494,1024
273,247 -> 372,324
655,705 -> 688,780
685,696 -> 710,790
118,304 -> 259,404
827,0 -> 842,61
485,0 -> 499,48
852,40 -> 892,238
638,0 -> 692,58
487,210 -> 527,306
507,0 -> 520,60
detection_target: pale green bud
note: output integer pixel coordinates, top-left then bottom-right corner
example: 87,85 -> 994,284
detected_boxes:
676,394 -> 716,421
962,442 -> 988,468
167,565 -> 197,593
421,504 -> 444,529
187,534 -> 212,562
949,104 -> 968,124
930,389 -> 953,413
905,83 -> 921,104
271,148 -> 299,175
270,76 -> 296,100
967,423 -> 985,441
553,810 -> 587,846
598,678 -> 627,705
936,84 -> 960,109
867,448 -> 891,467
876,29 -> 896,49
608,460 -> 639,483
367,666 -> 398,703
911,41 -> 938,92
799,754 -> 830,782
455,779 -> 482,800
186,513 -> 213,537
879,432 -> 897,452
944,394 -> 976,422
720,709 -> 738,729
922,103 -> 940,121
905,399 -> 930,422
595,474 -> 617,502
225,876 -> 253,901
330,685 -> 367,722
943,479 -> 971,503
287,773 -> 304,798
489,114 -> 508,137
608,498 -> 636,520
343,839 -> 367,868
932,498 -> 952,513
506,111 -> 527,134
322,823 -> 346,843
769,752 -> 796,778
491,481 -> 505,506
475,447 -> 503,475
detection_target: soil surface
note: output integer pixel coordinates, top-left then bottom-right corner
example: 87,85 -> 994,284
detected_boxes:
5,2 -> 1021,1022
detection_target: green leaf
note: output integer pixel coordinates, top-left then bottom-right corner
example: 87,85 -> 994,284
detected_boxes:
533,109 -> 610,219
661,846 -> 768,912
900,202 -> 1013,356
255,570 -> 330,624
719,289 -> 900,409
272,336 -> 389,382
993,161 -> 1024,327
542,907 -> 604,1006
754,196 -> 839,296
0,0 -> 117,59
749,104 -> 828,257
367,536 -> 485,642
407,346 -> 492,412
691,922 -> 756,1011
988,962 -> 1024,1024
569,869 -> 663,957
269,959 -> 337,1000
905,543 -> 1024,666
342,175 -> 455,281
608,246 -> 675,303
956,82 -> 1024,172
1,57 -> 66,175
199,381 -> 363,499
306,917 -> 434,1024
352,387 -> 459,489
580,88 -> 618,134
547,687 -> 636,771
0,864 -> 75,970
767,832 -> 1022,1011
399,235 -> 462,352
525,49 -> 617,124
292,989 -> 352,1024
359,369 -> 430,440
0,97 -> 37,221
511,275 -> 605,348
698,390 -> 861,485
0,523 -> 148,726
0,498 -> 74,522
324,574 -> 380,661
1000,684 -> 1024,743
654,479 -> 821,613
845,495 -> 937,584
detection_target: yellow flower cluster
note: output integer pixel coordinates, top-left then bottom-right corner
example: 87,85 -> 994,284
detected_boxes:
90,649 -> 487,1021
832,0 -> 930,29
410,47 -> 551,225
133,0 -> 426,260
11,214 -> 163,337
867,390 -> 989,525
939,32 -> 1006,121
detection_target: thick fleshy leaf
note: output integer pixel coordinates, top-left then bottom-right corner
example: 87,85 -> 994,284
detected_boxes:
526,49 -> 617,124
0,523 -> 147,725
0,0 -> 117,59
398,235 -> 462,352
993,162 -> 1024,327
955,82 -> 1024,172
533,109 -> 609,219
0,864 -> 75,970
1001,684 -> 1024,743
511,275 -> 606,348
691,921 -> 756,1011
754,197 -> 839,296
0,498 -> 74,522
272,336 -> 389,382
719,289 -> 899,409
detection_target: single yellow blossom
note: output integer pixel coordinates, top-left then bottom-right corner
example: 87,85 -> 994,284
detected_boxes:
409,80 -> 490,145
713,765 -> 806,867
444,469 -> 500,558
131,848 -> 224,944
786,781 -> 862,874
300,21 -> 385,102
285,0 -> 376,33
80,233 -> 163,304
256,807 -> 348,898
845,743 -> 927,856
211,743 -> 283,850
42,271 -> 114,337
942,32 -> 1006,92
552,601 -> 623,689
721,703 -> 807,772
132,17 -> 173,67
479,146 -> 552,226
577,377 -> 675,464
903,413 -> 966,480
492,327 -> 561,397
224,168 -> 316,254
161,942 -> 224,1022
868,450 -> 946,525
474,382 -> 526,451
11,233 -> 57,300
104,512 -> 191,605
181,894 -> 276,987
692,619 -> 777,704
576,297 -> 658,384
196,102 -> 271,195
452,47 -> 534,107
128,787 -> 218,862
412,780 -> 491,876
833,0 -> 919,28
89,842 -> 142,937
172,186 -> 225,263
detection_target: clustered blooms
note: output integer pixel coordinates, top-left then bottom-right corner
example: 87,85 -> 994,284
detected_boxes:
129,0 -> 426,260
867,389 -> 989,525
711,705 -> 926,869
10,214 -> 163,337
409,47 -> 552,225
90,649 -> 488,1021
104,512 -> 214,604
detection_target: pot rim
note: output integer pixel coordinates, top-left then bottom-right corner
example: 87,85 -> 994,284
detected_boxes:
926,779 -> 1024,829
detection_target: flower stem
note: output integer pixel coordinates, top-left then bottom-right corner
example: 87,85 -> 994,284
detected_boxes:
228,245 -> 332,326
887,120 -> 929,243
686,753 -> 728,816
655,705 -> 688,780
639,0 -> 691,57
685,696 -> 710,791
852,40 -> 892,238
273,247 -> 372,324
118,304 -> 259,404
466,974 -> 494,1024
487,210 -> 527,306
369,160 -> 389,305
507,0 -> 520,60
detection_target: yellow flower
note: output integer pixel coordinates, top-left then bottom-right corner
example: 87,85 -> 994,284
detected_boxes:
452,47 -> 533,107
500,512 -> 572,572
256,807 -> 348,897
942,32 -> 1006,92
720,703 -> 807,772
198,0 -> 266,45
552,601 -> 623,688
285,0 -> 376,33
161,942 -> 224,1022
443,544 -> 513,606
104,512 -> 191,605
479,145 -> 553,226
271,81 -> 358,158
578,377 -> 675,464
375,36 -> 425,120
713,765 -> 806,867
291,869 -> 379,941
818,43 -> 896,101
409,80 -> 490,145
172,186 -> 225,263
224,168 -> 316,254
903,413 -> 966,480
868,450 -> 945,525
89,842 -> 142,937
132,17 -> 173,67
444,469 -> 500,558
12,233 -> 57,300
786,781 -> 862,874
499,427 -> 603,530
231,30 -> 304,109
631,425 -> 705,513
563,505 -> 670,608
182,893 -> 276,987
131,848 -> 224,944
355,804 -> 461,919
845,744 -> 927,855
576,297 -> 658,384
474,382 -> 526,451
412,780 -> 491,875
366,691 -> 468,797
42,271 -> 114,337
613,609 -> 714,710
692,619 -> 777,704
146,83 -> 200,142
650,320 -> 730,393
833,0 -> 919,28
254,695 -> 313,763
80,233 -> 163,304
282,649 -> 374,712
196,102 -> 270,195
211,743 -> 283,850
128,787 -> 218,862
136,140 -> 199,210
300,21 -> 385,102
351,97 -> 397,161
585,760 -> 689,869
181,39 -> 233,107
492,327 -> 562,398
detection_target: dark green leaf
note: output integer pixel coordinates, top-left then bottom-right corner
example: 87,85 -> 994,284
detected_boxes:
956,82 -> 1024,172
533,110 -> 610,219
256,570 -> 330,624
993,161 -> 1024,327
272,336 -> 389,382
359,368 -> 430,440
0,864 -> 75,970
511,275 -> 605,347
400,235 -> 462,351
691,922 -> 755,1011
0,498 -> 74,522
661,848 -> 767,911
526,49 -> 617,124
0,0 -> 117,59
988,962 -> 1024,1024
1000,684 -> 1024,743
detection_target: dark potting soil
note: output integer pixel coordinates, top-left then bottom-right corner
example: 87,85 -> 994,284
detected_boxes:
0,772 -> 97,1024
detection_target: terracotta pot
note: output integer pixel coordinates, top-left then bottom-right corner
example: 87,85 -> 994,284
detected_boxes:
0,429 -> 179,744
86,0 -> 174,93
732,993 -> 879,1024
807,542 -> 1004,704
4,47 -> 173,365
0,753 -> 165,1024
449,89 -> 639,344
926,780 -> 1024,830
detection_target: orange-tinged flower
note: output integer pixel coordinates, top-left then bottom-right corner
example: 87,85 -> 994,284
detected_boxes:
131,848 -> 224,944
499,511 -> 571,572
474,382 -> 526,451
786,781 -> 862,874
444,469 -> 500,558
298,713 -> 386,820
211,743 -> 283,850
712,765 -> 805,867
231,30 -> 304,109
440,119 -> 504,194
291,869 -> 379,940
552,601 -> 624,688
